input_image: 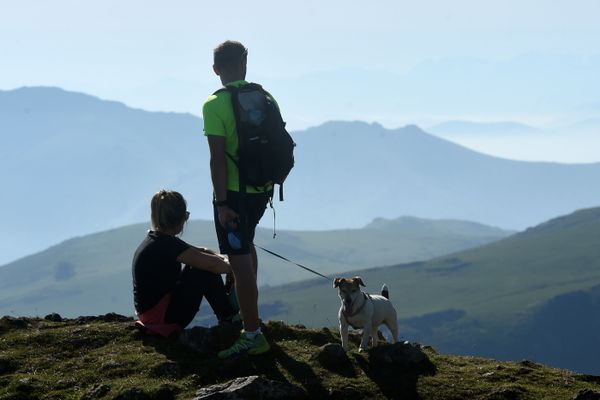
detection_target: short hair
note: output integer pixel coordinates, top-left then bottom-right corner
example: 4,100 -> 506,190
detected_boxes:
213,40 -> 248,71
150,190 -> 187,231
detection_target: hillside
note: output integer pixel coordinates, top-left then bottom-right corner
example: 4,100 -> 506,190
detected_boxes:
1,315 -> 599,400
259,207 -> 600,375
0,217 -> 510,318
1,86 -> 211,266
3,87 -> 600,265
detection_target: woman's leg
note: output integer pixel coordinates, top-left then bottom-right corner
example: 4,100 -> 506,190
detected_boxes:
165,266 -> 235,327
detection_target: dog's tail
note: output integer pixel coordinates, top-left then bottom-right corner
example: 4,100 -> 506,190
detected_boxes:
381,284 -> 389,299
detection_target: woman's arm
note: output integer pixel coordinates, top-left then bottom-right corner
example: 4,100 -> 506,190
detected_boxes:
193,246 -> 218,255
177,247 -> 231,274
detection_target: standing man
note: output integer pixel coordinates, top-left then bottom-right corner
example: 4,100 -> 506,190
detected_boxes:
203,41 -> 273,358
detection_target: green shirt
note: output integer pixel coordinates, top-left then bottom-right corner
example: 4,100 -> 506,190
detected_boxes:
202,80 -> 272,193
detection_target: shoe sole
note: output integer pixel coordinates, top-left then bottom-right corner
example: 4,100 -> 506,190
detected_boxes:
218,342 -> 270,359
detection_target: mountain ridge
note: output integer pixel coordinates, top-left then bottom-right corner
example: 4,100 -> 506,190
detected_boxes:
428,120 -> 538,136
2,86 -> 600,266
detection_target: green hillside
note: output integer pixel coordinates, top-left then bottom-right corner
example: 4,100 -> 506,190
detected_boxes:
0,217 -> 509,318
259,207 -> 600,374
1,316 -> 599,400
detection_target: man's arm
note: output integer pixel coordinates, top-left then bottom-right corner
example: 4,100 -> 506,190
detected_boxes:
207,135 -> 228,202
207,135 -> 239,228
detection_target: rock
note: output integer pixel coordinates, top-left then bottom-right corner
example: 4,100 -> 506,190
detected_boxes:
327,386 -> 361,399
44,313 -> 63,322
0,316 -> 30,331
75,313 -> 133,324
101,361 -> 123,370
153,384 -> 178,400
369,342 -> 436,375
573,389 -> 600,400
579,375 -> 600,384
314,343 -> 346,359
312,343 -> 354,376
152,361 -> 179,378
179,326 -> 219,355
194,375 -> 306,400
100,312 -> 134,322
515,367 -> 532,375
114,388 -> 151,400
80,384 -> 110,400
11,377 -> 37,397
518,360 -> 540,368
485,385 -> 527,400
421,344 -> 438,354
0,357 -> 17,375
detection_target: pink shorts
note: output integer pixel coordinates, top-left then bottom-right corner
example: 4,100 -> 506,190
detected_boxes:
135,293 -> 180,337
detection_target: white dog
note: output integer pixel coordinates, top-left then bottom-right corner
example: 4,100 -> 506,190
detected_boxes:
334,276 -> 399,352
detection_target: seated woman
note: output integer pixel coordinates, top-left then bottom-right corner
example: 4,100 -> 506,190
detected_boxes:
132,189 -> 237,336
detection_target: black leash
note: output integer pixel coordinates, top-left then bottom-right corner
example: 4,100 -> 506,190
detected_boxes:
255,245 -> 330,280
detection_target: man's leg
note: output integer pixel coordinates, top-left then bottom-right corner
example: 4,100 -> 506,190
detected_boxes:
250,244 -> 258,279
215,192 -> 271,358
218,250 -> 269,358
228,253 -> 259,332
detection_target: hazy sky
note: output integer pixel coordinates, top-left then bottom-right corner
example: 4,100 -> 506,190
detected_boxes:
2,0 -> 600,161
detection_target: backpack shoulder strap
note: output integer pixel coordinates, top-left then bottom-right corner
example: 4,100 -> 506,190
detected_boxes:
214,82 -> 262,94
245,82 -> 264,91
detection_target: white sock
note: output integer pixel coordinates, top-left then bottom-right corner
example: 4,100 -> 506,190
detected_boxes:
244,328 -> 261,339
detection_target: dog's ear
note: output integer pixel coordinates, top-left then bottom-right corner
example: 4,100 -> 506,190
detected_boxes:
353,276 -> 366,287
333,277 -> 342,288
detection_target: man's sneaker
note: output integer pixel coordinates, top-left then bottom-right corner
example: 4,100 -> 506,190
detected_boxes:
217,331 -> 270,359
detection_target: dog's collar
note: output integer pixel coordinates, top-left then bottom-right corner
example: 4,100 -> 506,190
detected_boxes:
342,292 -> 371,325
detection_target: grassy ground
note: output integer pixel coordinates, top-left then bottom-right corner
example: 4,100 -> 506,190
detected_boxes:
1,316 -> 599,400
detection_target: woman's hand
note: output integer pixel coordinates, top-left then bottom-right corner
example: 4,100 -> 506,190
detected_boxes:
214,256 -> 232,274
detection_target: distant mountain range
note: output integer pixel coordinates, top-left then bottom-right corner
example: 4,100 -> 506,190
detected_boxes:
259,207 -> 600,375
2,86 -> 600,265
0,215 -> 510,317
428,120 -> 538,137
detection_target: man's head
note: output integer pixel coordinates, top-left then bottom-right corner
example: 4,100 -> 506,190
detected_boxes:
213,40 -> 247,83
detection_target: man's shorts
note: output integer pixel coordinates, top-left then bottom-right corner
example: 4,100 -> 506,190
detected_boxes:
213,190 -> 271,255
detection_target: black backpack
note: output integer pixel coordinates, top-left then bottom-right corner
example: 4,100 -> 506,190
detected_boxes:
216,83 -> 295,200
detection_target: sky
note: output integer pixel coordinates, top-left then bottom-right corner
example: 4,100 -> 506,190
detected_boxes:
2,0 -> 600,162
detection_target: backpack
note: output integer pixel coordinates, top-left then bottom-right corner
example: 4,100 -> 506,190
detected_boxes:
215,83 -> 295,200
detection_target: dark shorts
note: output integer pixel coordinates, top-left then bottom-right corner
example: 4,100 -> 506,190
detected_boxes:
213,190 -> 271,255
